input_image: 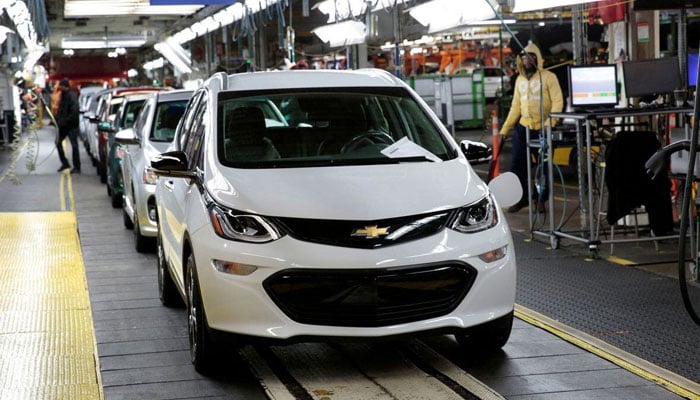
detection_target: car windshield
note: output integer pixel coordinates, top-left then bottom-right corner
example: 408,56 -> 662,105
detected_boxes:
150,100 -> 188,142
217,87 -> 454,168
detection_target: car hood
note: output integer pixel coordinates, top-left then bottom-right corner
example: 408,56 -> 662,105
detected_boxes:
205,159 -> 488,220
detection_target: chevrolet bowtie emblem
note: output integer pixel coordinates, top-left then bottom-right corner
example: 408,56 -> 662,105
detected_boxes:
352,226 -> 389,239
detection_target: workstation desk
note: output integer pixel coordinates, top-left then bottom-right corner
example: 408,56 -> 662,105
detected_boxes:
535,106 -> 694,258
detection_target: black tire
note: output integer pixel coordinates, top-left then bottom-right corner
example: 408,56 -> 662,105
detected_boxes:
455,311 -> 513,353
99,162 -> 107,183
111,191 -> 122,208
186,253 -> 224,375
134,213 -> 154,253
123,206 -> 134,230
158,231 -> 183,308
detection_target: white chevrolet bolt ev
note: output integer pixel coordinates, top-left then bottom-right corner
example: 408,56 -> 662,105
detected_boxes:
151,69 -> 520,374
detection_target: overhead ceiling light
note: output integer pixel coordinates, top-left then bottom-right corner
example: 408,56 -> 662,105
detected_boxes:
409,0 -> 499,33
512,0 -> 605,13
154,38 -> 192,74
64,0 -> 202,17
312,20 -> 367,47
143,57 -> 164,71
468,19 -> 516,26
315,0 -> 409,23
61,36 -> 147,49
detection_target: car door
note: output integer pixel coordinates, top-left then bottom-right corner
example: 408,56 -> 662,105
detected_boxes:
159,91 -> 206,280
123,99 -> 153,219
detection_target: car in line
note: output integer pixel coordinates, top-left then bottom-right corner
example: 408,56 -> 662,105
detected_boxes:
94,87 -> 167,183
116,89 -> 193,252
149,69 -> 520,375
103,92 -> 153,207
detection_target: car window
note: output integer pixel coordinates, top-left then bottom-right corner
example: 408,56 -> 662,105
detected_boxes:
217,87 -> 454,168
133,101 -> 152,136
183,97 -> 207,170
177,91 -> 204,151
119,99 -> 146,130
150,100 -> 189,142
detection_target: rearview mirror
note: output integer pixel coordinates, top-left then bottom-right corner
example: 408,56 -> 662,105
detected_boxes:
97,121 -> 113,132
460,140 -> 492,165
488,172 -> 522,208
114,128 -> 139,146
151,150 -> 198,179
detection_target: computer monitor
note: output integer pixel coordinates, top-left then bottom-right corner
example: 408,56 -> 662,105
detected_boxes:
622,57 -> 682,98
568,64 -> 619,108
688,52 -> 698,87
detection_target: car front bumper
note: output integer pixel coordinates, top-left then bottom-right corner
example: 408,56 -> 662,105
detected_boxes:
190,217 -> 516,341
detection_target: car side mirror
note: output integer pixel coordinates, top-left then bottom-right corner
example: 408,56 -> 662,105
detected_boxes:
488,172 -> 522,208
114,128 -> 139,146
151,150 -> 198,179
97,121 -> 113,132
460,140 -> 492,165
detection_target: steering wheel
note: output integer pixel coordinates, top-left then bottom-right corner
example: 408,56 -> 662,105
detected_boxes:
340,131 -> 395,154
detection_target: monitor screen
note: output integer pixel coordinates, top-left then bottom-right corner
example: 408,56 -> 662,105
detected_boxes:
568,64 -> 619,108
622,57 -> 682,98
688,52 -> 698,87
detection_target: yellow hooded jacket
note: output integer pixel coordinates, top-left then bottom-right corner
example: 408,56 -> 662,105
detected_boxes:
500,43 -> 564,134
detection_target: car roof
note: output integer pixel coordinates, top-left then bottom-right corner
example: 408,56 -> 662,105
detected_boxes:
152,89 -> 194,102
224,69 -> 404,92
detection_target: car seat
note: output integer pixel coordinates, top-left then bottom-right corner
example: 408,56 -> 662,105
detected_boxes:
225,106 -> 280,162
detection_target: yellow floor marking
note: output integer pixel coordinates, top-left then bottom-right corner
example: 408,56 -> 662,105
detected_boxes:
607,255 -> 637,266
515,304 -> 700,400
0,212 -> 103,400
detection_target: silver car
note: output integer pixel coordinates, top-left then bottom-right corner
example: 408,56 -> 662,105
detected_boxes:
116,89 -> 193,252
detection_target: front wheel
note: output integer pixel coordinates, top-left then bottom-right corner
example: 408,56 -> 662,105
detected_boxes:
186,253 -> 225,375
158,231 -> 183,308
455,311 -> 513,354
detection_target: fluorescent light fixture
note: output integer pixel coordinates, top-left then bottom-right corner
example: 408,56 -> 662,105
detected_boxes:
512,0 -> 605,13
200,16 -> 219,33
312,20 -> 367,47
409,0 -> 499,33
143,57 -> 164,70
247,0 -> 278,13
169,1 -> 274,45
0,25 -> 13,45
469,19 -> 516,26
173,28 -> 196,44
154,38 -> 192,74
24,48 -> 46,71
61,36 -> 147,49
316,0 -> 409,23
63,0 -> 202,17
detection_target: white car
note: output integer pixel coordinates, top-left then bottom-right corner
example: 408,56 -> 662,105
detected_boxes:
116,89 -> 193,252
151,69 -> 519,374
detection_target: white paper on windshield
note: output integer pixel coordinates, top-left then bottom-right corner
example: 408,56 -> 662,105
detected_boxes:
381,137 -> 441,162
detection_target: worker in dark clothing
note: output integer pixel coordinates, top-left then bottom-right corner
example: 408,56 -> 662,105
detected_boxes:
55,79 -> 81,173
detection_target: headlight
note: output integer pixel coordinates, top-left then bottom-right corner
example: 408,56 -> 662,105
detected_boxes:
449,194 -> 498,233
207,202 -> 282,243
142,167 -> 157,185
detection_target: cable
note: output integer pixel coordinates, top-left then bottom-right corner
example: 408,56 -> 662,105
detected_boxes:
677,78 -> 700,325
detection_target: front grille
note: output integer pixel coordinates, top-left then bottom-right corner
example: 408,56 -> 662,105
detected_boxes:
274,210 -> 451,249
263,263 -> 476,327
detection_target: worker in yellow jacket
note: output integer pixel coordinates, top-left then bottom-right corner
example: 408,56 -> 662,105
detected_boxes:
500,42 -> 564,213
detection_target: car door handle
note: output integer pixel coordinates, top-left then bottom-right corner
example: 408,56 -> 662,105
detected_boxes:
164,180 -> 174,190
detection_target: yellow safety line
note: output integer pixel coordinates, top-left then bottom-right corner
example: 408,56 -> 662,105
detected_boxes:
515,304 -> 700,400
606,255 -> 637,266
